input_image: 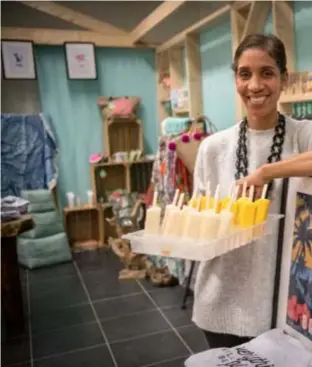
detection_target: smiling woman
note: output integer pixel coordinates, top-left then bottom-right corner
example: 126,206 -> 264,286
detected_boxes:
191,33 -> 312,349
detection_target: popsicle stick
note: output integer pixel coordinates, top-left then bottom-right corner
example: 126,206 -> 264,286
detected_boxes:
242,181 -> 247,198
248,185 -> 255,202
229,181 -> 235,197
213,184 -> 220,213
152,191 -> 158,207
205,181 -> 211,210
227,185 -> 239,210
177,193 -> 185,209
261,184 -> 269,199
172,189 -> 180,206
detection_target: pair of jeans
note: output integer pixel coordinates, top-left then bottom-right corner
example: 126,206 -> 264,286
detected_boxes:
203,329 -> 253,349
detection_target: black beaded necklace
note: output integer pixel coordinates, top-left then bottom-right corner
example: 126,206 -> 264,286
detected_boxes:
235,112 -> 286,198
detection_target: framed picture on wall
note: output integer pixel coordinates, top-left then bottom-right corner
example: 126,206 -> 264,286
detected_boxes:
1,40 -> 37,80
64,42 -> 97,80
277,177 -> 312,352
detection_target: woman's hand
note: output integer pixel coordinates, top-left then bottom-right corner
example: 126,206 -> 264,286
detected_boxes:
236,166 -> 269,199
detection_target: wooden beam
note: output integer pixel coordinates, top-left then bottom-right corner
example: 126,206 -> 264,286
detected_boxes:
157,4 -> 231,52
21,1 -> 127,36
273,0 -> 295,116
185,34 -> 203,118
131,1 -> 185,43
231,8 -> 247,121
242,1 -> 271,39
169,47 -> 184,89
1,28 -> 155,48
272,0 -> 295,72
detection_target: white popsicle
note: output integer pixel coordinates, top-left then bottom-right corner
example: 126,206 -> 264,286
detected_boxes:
182,195 -> 202,240
163,193 -> 185,237
161,189 -> 180,233
144,191 -> 161,235
199,184 -> 221,241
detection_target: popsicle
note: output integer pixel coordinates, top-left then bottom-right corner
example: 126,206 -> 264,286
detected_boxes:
217,186 -> 239,239
183,195 -> 202,240
163,193 -> 185,237
188,187 -> 199,209
235,181 -> 249,226
254,184 -> 270,224
253,184 -> 270,238
199,184 -> 221,242
200,182 -> 214,211
161,189 -> 179,233
220,182 -> 235,211
239,185 -> 257,228
144,191 -> 161,235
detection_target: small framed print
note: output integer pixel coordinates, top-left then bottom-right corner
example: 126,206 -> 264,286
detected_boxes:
1,40 -> 37,80
64,42 -> 97,80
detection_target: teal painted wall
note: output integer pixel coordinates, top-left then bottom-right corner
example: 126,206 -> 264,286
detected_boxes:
200,16 -> 236,130
199,1 -> 312,131
35,46 -> 158,208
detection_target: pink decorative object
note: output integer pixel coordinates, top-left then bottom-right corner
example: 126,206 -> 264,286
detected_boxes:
193,132 -> 202,141
110,98 -> 133,117
89,153 -> 103,163
181,134 -> 190,143
168,141 -> 176,151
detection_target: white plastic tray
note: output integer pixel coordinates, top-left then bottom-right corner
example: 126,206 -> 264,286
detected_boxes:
122,214 -> 284,261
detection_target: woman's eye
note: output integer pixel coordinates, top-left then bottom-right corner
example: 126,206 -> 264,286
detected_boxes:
262,70 -> 274,78
239,71 -> 250,79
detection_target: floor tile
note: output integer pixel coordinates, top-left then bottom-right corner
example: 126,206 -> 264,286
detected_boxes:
176,325 -> 209,354
30,275 -> 88,313
32,322 -> 103,360
93,292 -> 155,320
28,262 -> 76,283
138,278 -> 162,291
74,248 -> 122,273
101,309 -> 170,343
110,330 -> 189,367
1,336 -> 30,366
161,305 -> 193,328
33,344 -> 115,367
31,303 -> 96,334
145,356 -> 189,367
82,269 -> 142,301
148,286 -> 189,308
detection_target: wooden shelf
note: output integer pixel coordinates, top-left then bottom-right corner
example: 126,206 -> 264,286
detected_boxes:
279,92 -> 312,104
90,159 -> 154,203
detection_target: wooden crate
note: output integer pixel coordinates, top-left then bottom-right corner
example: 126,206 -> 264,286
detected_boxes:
90,159 -> 154,202
104,117 -> 143,157
63,205 -> 104,251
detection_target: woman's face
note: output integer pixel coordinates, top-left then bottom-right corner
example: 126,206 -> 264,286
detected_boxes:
235,48 -> 287,120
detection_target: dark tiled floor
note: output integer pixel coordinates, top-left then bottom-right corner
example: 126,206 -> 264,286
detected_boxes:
2,249 -> 209,366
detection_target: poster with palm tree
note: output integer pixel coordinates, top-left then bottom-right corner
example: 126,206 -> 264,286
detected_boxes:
287,191 -> 312,341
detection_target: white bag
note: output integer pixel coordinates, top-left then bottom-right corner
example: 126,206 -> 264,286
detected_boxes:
184,329 -> 312,367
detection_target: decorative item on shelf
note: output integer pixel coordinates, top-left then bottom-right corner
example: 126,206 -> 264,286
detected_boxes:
97,96 -> 141,120
170,88 -> 189,110
280,71 -> 312,102
161,116 -> 191,137
89,153 -> 109,164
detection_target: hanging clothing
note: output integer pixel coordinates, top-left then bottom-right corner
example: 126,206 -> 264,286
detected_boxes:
1,113 -> 58,198
148,135 -> 192,283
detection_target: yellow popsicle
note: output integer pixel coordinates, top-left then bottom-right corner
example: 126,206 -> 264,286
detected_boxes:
253,184 -> 270,239
238,185 -> 257,227
254,184 -> 270,224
